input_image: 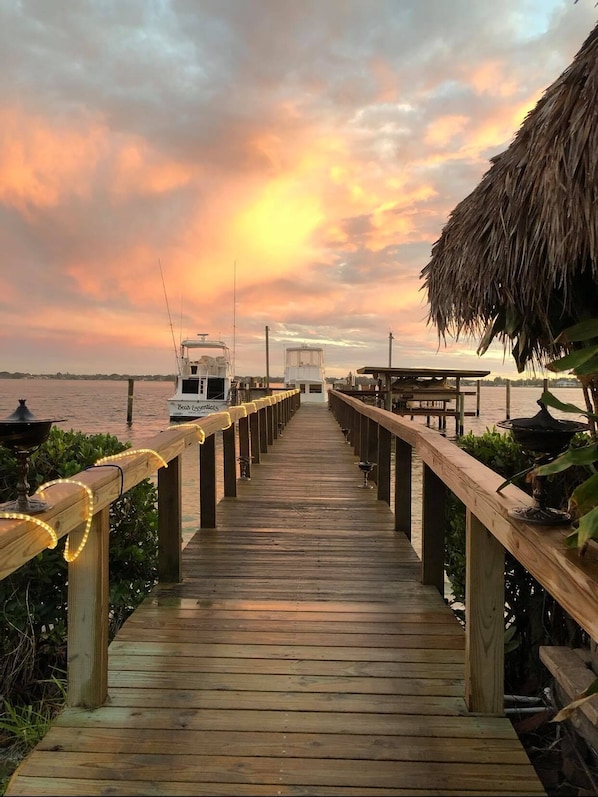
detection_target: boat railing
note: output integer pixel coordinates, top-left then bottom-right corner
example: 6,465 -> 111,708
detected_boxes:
0,390 -> 300,709
328,389 -> 598,714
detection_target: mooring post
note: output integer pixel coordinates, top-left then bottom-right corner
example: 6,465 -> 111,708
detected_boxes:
126,379 -> 135,425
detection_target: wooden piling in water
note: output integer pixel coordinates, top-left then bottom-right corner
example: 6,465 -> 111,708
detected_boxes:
126,379 -> 135,425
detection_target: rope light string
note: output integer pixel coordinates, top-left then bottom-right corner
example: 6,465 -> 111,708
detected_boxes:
0,511 -> 58,550
167,423 -> 206,444
95,448 -> 168,469
86,462 -> 125,498
37,479 -> 94,562
2,448 -> 170,564
1,395 -> 296,565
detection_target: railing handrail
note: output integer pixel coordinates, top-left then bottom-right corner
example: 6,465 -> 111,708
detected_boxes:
0,391 -> 297,581
329,390 -> 598,642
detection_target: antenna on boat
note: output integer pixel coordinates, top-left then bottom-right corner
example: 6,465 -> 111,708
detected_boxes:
232,259 -> 237,378
159,259 -> 181,376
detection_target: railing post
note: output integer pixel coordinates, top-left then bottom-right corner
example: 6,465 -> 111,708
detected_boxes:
421,463 -> 446,595
223,424 -> 237,497
199,433 -> 217,528
273,401 -> 279,439
250,410 -> 261,464
239,415 -> 252,478
158,456 -> 182,582
367,418 -> 378,484
394,438 -> 412,537
349,406 -> 357,452
359,414 -> 368,460
67,508 -> 109,708
258,406 -> 268,453
465,510 -> 505,714
267,403 -> 274,445
377,425 -> 391,505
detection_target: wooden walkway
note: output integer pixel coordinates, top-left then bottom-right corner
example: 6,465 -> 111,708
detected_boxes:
7,404 -> 544,796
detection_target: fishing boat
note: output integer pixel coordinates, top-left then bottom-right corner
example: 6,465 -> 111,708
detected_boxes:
283,344 -> 327,403
168,334 -> 237,422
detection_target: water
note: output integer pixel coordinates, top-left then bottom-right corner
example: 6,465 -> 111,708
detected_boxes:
1,379 -> 587,440
0,379 -> 587,547
0,379 -> 203,541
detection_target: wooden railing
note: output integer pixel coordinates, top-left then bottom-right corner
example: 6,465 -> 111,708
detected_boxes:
0,390 -> 300,709
329,390 -> 598,715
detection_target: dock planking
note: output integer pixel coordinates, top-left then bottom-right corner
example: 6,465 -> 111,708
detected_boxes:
7,404 -> 545,796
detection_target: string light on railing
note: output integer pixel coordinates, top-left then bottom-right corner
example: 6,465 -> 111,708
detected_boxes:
95,448 -> 169,468
221,412 -> 233,431
0,511 -> 58,550
37,479 -> 94,562
167,424 -> 206,444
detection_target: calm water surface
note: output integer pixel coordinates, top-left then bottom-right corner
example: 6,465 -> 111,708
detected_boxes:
0,379 -> 587,547
0,379 -> 586,440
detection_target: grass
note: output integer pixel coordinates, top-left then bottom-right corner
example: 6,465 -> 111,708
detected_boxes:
0,678 -> 66,795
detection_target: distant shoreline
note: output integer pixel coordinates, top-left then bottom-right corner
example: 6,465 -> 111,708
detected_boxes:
0,373 -> 580,388
0,372 -> 174,381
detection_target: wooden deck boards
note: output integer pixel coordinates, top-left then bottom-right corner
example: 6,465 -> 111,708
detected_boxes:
6,404 -> 545,796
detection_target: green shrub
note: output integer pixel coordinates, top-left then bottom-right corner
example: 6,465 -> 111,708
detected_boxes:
445,427 -> 533,604
446,426 -> 589,693
0,427 -> 158,704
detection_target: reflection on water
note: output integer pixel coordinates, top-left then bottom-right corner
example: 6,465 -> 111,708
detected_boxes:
0,379 -> 587,550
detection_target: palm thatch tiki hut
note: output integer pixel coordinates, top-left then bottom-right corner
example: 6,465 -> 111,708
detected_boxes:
421,22 -> 598,411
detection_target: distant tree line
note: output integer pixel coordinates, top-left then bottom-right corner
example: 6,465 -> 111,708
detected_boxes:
0,372 -> 174,381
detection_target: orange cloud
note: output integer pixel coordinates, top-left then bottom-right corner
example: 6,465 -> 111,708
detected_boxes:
424,115 -> 469,149
467,60 -> 519,97
0,105 -> 193,214
112,142 -> 192,196
0,106 -> 103,210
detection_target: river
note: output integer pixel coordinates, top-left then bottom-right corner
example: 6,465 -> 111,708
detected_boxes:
0,379 -> 587,548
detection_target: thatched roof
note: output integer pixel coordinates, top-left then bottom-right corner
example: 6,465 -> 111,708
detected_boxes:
421,22 -> 598,372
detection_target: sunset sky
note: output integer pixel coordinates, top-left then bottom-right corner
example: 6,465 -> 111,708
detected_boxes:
1,0 -> 596,380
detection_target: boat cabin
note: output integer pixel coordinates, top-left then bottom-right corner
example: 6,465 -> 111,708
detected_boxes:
284,345 -> 327,403
168,334 -> 235,422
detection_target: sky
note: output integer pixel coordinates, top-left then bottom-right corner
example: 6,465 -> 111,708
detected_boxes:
1,0 -> 596,380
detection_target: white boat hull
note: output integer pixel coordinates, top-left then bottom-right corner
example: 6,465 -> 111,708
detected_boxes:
168,398 -> 230,423
167,334 -> 235,423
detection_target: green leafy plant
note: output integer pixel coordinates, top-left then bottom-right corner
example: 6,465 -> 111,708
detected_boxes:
446,427 -> 590,693
0,428 -> 158,786
535,319 -> 598,552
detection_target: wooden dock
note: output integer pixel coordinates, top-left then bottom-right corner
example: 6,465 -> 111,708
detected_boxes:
7,404 -> 544,796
